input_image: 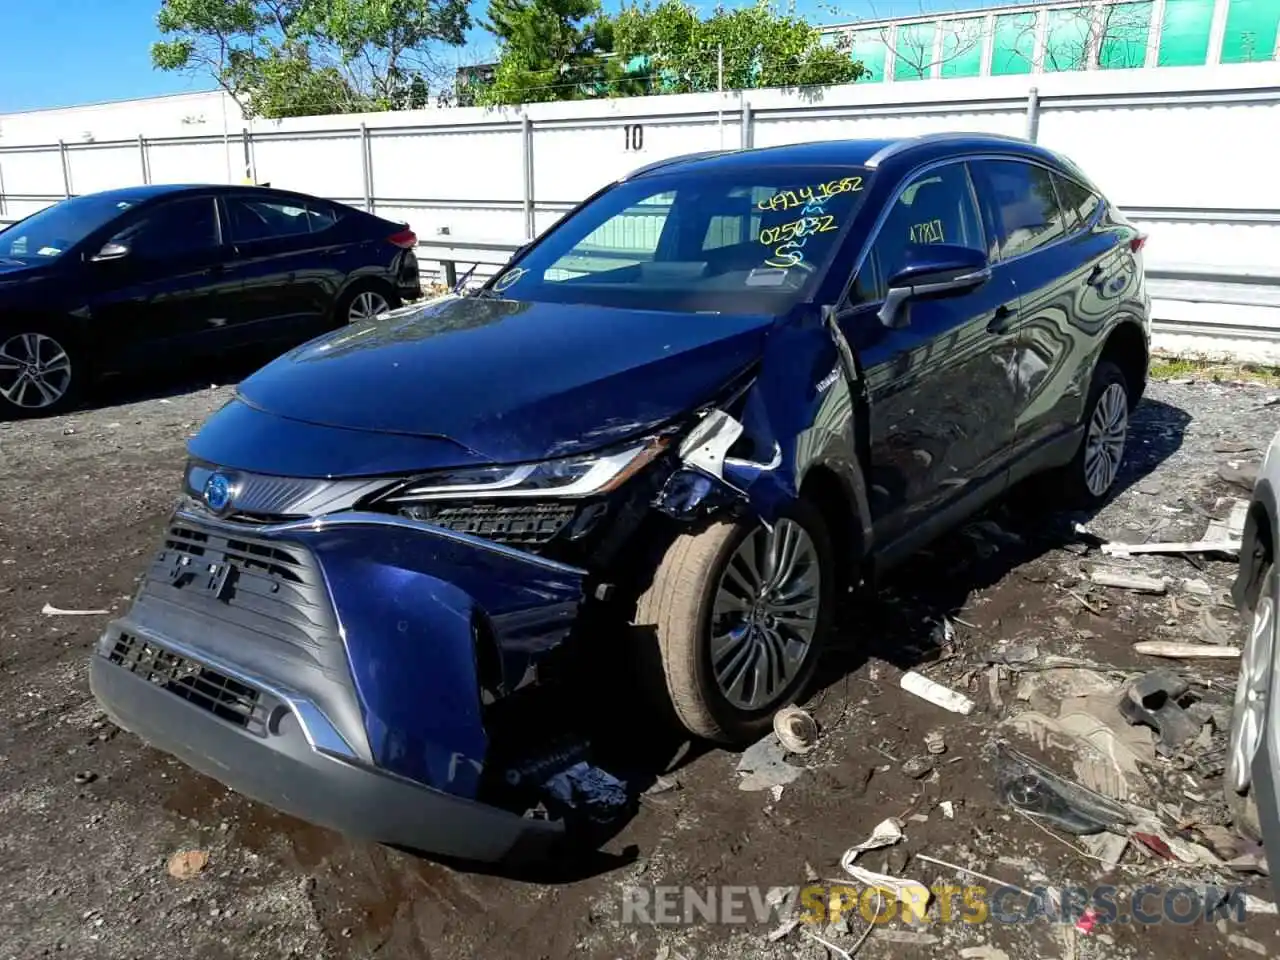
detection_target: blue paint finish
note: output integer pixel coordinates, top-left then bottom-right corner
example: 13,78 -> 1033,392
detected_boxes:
190,397 -> 490,478
235,295 -> 774,466
279,519 -> 584,797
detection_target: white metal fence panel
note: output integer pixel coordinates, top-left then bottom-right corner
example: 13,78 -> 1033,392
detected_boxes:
252,132 -> 365,200
2,63 -> 1280,360
0,147 -> 64,197
66,142 -> 144,195
372,125 -> 524,202
146,138 -> 238,185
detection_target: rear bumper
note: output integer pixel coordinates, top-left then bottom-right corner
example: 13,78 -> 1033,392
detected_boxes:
90,627 -> 564,865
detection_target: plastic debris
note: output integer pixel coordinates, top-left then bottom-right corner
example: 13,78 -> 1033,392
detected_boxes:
837,863 -> 930,921
940,800 -> 955,819
772,705 -> 819,755
1242,893 -> 1278,915
542,762 -> 629,822
1133,641 -> 1241,659
736,735 -> 803,792
643,775 -> 681,796
767,918 -> 800,941
874,931 -> 941,945
1228,935 -> 1268,956
167,850 -> 209,880
901,756 -> 934,779
959,945 -> 1011,960
900,671 -> 975,715
1102,539 -> 1240,558
924,730 -> 947,755
1090,570 -> 1167,594
1075,906 -> 1101,934
1119,670 -> 1202,756
42,603 -> 111,616
996,742 -> 1133,835
838,817 -> 905,874
1080,832 -> 1128,870
1132,832 -> 1174,860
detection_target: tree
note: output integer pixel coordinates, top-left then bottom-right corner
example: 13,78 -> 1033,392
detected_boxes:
474,0 -> 866,106
151,0 -> 471,118
819,1 -> 985,81
474,0 -> 614,105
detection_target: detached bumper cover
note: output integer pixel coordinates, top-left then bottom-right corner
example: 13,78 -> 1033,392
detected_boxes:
89,635 -> 563,863
89,509 -> 586,863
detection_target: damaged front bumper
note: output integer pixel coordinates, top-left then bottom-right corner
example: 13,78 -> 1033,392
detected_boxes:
90,508 -> 590,864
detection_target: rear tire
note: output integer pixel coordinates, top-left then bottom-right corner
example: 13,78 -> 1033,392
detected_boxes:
0,324 -> 84,419
336,281 -> 399,325
631,500 -> 835,744
1055,359 -> 1130,508
1226,561 -> 1275,843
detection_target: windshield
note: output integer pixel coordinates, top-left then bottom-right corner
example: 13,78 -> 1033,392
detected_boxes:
488,165 -> 873,314
1,194 -> 145,262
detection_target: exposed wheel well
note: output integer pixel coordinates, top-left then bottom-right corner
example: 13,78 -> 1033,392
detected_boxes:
1238,498 -> 1275,613
799,465 -> 860,588
1100,321 -> 1148,408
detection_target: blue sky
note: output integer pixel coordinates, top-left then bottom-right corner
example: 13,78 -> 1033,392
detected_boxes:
0,0 -> 1039,113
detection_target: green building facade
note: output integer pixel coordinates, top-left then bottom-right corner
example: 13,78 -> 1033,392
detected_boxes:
824,0 -> 1280,82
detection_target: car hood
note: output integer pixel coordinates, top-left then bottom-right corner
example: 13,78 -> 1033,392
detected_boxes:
234,295 -> 774,465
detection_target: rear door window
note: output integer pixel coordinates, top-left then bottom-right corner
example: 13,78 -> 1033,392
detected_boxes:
1051,174 -> 1101,232
225,196 -> 314,244
108,197 -> 220,261
977,159 -> 1070,259
851,161 -> 986,303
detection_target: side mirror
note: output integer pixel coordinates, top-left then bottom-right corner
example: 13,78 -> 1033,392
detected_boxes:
90,241 -> 131,263
878,243 -> 990,330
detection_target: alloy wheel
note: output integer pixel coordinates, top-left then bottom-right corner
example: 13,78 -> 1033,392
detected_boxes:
348,291 -> 391,322
1083,381 -> 1128,497
1228,590 -> 1275,794
0,332 -> 73,410
710,518 -> 822,711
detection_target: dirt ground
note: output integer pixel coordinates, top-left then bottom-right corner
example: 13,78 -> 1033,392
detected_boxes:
1,366 -> 1279,960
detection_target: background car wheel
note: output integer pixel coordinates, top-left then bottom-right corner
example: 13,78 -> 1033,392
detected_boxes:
0,326 -> 83,419
632,500 -> 835,744
1056,359 -> 1130,508
338,283 -> 399,325
1226,561 -> 1275,841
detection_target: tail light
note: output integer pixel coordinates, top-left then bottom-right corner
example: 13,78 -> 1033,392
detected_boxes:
1129,233 -> 1147,253
387,228 -> 417,249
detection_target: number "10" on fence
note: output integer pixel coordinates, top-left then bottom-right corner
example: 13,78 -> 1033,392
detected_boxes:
623,124 -> 645,151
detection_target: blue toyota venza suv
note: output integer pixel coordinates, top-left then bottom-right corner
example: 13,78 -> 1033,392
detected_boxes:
90,133 -> 1152,864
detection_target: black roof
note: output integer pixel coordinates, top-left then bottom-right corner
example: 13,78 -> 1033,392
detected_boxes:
627,132 -> 1069,180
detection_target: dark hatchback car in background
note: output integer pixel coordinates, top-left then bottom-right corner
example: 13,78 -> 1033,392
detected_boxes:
0,184 -> 420,417
90,133 -> 1151,865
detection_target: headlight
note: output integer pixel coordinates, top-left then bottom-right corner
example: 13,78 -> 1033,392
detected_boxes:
381,436 -> 670,503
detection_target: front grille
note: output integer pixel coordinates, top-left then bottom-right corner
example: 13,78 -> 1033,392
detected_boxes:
403,501 -> 577,546
141,523 -> 346,678
108,632 -> 270,735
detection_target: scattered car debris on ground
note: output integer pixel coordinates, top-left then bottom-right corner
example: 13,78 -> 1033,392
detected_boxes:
2,376 -> 1279,959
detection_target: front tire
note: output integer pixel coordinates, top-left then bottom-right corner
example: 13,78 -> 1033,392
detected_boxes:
632,500 -> 834,744
0,326 -> 83,419
1226,561 -> 1275,841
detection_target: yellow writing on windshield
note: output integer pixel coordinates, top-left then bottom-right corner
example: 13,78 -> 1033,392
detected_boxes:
759,215 -> 838,247
757,177 -> 863,212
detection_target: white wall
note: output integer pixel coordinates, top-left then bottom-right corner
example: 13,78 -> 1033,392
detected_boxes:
3,63 -> 1279,360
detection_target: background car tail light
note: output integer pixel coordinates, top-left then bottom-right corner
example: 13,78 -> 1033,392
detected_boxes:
1129,233 -> 1147,253
388,228 -> 417,249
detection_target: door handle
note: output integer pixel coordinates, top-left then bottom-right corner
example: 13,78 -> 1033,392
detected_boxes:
987,303 -> 1016,335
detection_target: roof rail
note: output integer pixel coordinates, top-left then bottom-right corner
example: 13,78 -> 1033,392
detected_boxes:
619,149 -> 735,181
865,131 -> 1032,168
